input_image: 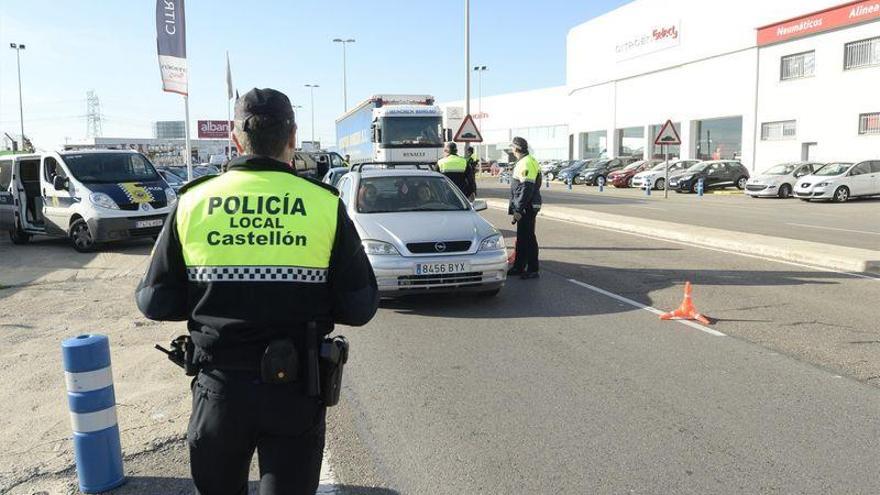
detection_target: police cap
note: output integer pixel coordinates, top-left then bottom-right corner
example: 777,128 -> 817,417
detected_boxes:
235,88 -> 295,131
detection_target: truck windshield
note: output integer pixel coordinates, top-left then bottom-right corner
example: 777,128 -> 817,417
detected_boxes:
63,153 -> 160,184
382,117 -> 442,147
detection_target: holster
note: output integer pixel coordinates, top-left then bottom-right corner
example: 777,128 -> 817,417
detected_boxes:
319,336 -> 349,407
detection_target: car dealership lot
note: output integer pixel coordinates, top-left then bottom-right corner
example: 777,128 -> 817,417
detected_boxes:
480,179 -> 880,251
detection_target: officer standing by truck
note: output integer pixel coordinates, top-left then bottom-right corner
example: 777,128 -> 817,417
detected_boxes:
437,142 -> 474,199
508,136 -> 542,279
135,88 -> 378,495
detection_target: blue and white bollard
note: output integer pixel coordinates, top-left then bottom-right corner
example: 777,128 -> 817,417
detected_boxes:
598,177 -> 605,192
697,178 -> 705,197
567,179 -> 572,190
645,183 -> 651,196
62,334 -> 125,493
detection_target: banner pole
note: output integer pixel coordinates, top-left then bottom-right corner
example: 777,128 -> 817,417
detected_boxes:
227,98 -> 232,160
184,95 -> 193,181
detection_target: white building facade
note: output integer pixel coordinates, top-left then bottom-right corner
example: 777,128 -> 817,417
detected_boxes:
443,0 -> 880,168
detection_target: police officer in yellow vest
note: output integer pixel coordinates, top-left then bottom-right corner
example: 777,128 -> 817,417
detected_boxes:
136,88 -> 378,495
508,136 -> 542,279
437,142 -> 475,198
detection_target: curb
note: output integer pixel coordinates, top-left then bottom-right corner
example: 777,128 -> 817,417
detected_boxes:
485,199 -> 880,275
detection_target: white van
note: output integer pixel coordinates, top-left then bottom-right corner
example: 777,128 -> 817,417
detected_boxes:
0,150 -> 176,252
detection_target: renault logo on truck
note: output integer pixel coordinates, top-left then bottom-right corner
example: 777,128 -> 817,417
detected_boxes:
403,152 -> 427,157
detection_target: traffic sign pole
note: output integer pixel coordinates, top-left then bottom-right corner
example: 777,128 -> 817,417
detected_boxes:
664,144 -> 669,199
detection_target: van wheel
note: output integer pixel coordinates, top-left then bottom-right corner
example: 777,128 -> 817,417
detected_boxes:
833,186 -> 850,203
9,222 -> 31,245
70,219 -> 96,253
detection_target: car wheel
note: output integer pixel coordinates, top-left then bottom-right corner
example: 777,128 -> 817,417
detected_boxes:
9,221 -> 30,245
833,186 -> 850,203
690,182 -> 698,194
736,177 -> 748,190
546,172 -> 555,182
777,184 -> 792,199
627,177 -> 634,188
654,178 -> 666,190
573,176 -> 585,185
70,219 -> 96,253
478,288 -> 501,298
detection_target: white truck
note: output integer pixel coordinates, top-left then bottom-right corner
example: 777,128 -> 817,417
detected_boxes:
335,95 -> 449,164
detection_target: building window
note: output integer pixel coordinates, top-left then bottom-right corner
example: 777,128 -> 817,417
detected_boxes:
844,37 -> 880,70
859,113 -> 880,135
695,117 -> 743,161
780,51 -> 815,80
761,120 -> 797,140
616,127 -> 644,157
579,131 -> 607,159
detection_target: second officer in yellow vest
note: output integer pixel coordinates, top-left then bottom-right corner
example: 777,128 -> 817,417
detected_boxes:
437,142 -> 475,198
136,88 -> 378,495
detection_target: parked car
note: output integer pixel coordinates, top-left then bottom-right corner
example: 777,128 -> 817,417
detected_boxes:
156,167 -> 186,193
632,160 -> 700,190
578,157 -> 636,186
794,161 -> 879,202
668,160 -> 750,193
540,160 -> 568,181
745,162 -> 823,199
322,166 -> 350,188
608,159 -> 663,188
334,163 -> 507,297
556,160 -> 593,184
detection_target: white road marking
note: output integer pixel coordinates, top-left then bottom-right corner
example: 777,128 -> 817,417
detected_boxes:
316,449 -> 339,494
625,205 -> 665,211
568,278 -> 726,337
537,214 -> 880,282
787,223 -> 880,236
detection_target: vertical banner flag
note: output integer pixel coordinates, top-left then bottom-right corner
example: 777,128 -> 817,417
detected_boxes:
226,52 -> 234,100
156,0 -> 188,95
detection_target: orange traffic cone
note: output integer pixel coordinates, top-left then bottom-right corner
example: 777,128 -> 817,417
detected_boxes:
660,281 -> 710,325
507,239 -> 517,265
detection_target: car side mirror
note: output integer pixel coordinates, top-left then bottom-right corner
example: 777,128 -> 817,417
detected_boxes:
472,199 -> 487,211
53,176 -> 68,191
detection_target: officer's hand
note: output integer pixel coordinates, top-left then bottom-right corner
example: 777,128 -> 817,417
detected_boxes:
513,211 -> 523,222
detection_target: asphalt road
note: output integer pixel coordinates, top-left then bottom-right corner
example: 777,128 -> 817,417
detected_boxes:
327,208 -> 880,494
478,180 -> 880,251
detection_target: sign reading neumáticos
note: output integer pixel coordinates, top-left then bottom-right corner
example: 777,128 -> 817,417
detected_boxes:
156,0 -> 188,95
758,0 -> 880,46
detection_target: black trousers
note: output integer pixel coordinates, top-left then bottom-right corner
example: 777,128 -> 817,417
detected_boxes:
513,209 -> 539,273
188,369 -> 326,495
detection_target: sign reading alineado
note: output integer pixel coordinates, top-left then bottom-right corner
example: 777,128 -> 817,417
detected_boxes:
758,0 -> 880,46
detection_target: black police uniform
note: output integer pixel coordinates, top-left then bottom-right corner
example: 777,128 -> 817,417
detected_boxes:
136,89 -> 378,495
509,149 -> 542,276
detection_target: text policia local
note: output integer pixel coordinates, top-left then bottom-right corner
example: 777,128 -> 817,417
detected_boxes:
206,195 -> 308,247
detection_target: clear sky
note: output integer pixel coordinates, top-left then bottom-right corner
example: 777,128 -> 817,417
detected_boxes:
0,0 -> 631,150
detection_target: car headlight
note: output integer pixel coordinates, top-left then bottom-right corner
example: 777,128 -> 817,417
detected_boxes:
164,187 -> 177,206
362,240 -> 400,256
816,182 -> 832,187
89,192 -> 119,210
479,234 -> 505,252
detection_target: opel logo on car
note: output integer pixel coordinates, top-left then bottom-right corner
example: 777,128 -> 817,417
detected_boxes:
435,242 -> 447,252
141,203 -> 150,211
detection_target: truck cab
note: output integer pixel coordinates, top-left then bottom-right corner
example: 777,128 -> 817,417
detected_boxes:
0,150 -> 176,252
370,105 -> 445,163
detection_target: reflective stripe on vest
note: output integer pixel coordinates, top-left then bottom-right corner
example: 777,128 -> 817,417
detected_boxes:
438,155 -> 468,173
176,170 -> 338,274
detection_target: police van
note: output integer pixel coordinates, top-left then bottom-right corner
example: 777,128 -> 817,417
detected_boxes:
0,150 -> 176,252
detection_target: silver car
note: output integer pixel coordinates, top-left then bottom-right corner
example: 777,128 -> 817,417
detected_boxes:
335,164 -> 507,297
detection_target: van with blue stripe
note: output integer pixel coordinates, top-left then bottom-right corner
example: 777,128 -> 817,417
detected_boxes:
0,149 -> 176,252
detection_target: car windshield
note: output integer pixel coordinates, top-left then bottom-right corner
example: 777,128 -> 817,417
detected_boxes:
357,176 -> 468,214
813,163 -> 853,176
686,162 -> 710,172
382,117 -> 443,146
586,160 -> 611,170
623,162 -> 645,171
63,152 -> 160,184
763,164 -> 797,175
160,170 -> 184,185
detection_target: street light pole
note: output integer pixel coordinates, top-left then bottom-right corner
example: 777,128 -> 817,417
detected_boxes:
9,43 -> 26,149
464,0 -> 471,121
304,84 -> 319,144
292,104 -> 303,147
332,38 -> 355,112
473,65 -> 487,160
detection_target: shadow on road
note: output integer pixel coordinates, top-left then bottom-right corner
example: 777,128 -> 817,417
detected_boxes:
96,477 -> 400,495
384,258 -> 853,320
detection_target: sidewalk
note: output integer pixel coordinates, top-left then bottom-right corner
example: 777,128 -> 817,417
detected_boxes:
485,199 -> 880,275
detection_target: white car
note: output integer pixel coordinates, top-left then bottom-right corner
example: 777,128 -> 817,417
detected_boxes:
335,164 -> 507,297
745,162 -> 822,199
631,160 -> 700,190
794,161 -> 880,202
